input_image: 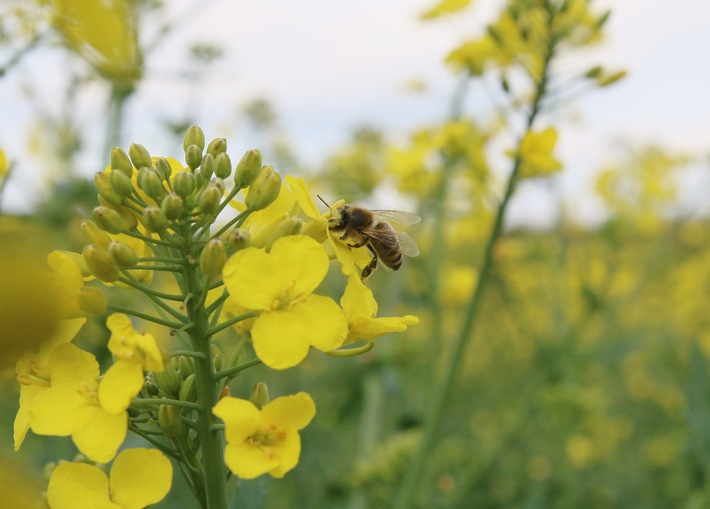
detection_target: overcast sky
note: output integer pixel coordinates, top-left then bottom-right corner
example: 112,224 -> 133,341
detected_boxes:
1,0 -> 708,226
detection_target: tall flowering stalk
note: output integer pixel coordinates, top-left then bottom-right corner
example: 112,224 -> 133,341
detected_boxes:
13,126 -> 418,509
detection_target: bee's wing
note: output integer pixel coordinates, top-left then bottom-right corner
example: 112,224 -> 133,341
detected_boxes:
394,230 -> 420,257
371,210 -> 421,229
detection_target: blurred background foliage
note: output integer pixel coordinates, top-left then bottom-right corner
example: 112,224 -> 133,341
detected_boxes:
1,1 -> 709,508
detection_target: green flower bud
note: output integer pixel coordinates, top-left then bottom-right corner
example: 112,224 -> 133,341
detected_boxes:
211,178 -> 225,195
584,65 -> 603,79
137,168 -> 164,201
83,244 -> 120,282
214,153 -> 232,179
155,157 -> 173,180
200,153 -> 215,179
145,378 -> 160,397
249,383 -> 270,410
183,125 -> 206,152
81,219 -> 111,249
264,217 -> 302,251
128,142 -> 152,169
111,146 -> 134,178
158,404 -> 184,438
92,206 -> 125,234
173,171 -> 196,198
108,241 -> 138,268
179,373 -> 197,402
155,365 -> 181,397
95,172 -> 123,207
178,356 -> 194,379
185,144 -> 203,170
226,228 -> 250,252
161,193 -> 185,221
110,169 -> 134,198
199,186 -> 222,216
77,286 -> 107,316
206,137 -> 227,157
143,206 -> 169,233
211,344 -> 223,372
245,166 -> 281,211
194,169 -> 206,190
200,239 -> 226,280
234,149 -> 262,187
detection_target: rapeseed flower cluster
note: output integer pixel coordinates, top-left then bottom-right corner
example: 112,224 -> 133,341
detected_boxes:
12,125 -> 419,508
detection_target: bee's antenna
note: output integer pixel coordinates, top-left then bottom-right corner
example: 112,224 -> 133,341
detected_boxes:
317,195 -> 332,210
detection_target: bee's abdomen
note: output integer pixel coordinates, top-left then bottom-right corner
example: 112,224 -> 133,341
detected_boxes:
370,223 -> 403,270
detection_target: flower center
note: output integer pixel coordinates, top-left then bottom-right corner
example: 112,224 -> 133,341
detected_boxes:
271,280 -> 308,310
16,360 -> 51,388
248,425 -> 287,458
77,381 -> 100,406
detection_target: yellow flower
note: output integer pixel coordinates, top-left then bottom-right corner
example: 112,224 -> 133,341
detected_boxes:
223,235 -> 347,369
47,448 -> 172,509
47,250 -> 107,318
341,276 -> 419,343
213,392 -> 316,479
19,341 -> 127,462
0,148 -> 8,178
518,127 -> 563,178
99,314 -> 165,413
14,318 -> 86,450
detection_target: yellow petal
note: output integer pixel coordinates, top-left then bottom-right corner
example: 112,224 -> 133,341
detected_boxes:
296,295 -> 348,352
268,431 -> 301,478
261,392 -> 316,431
73,406 -> 127,463
269,236 -> 329,296
341,275 -> 377,320
99,360 -> 144,413
106,313 -> 135,353
224,441 -> 279,479
285,175 -> 321,219
13,384 -> 42,450
134,332 -> 164,372
223,248 -> 282,310
348,315 -> 420,341
47,462 -> 115,509
38,317 -> 87,365
213,397 -> 260,444
110,449 -> 173,509
250,311 -> 312,369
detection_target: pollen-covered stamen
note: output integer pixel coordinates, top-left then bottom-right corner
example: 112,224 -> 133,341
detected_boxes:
248,424 -> 287,458
17,361 -> 51,387
271,280 -> 308,310
77,381 -> 100,406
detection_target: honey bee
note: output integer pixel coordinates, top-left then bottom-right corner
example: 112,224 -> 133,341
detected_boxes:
318,196 -> 420,280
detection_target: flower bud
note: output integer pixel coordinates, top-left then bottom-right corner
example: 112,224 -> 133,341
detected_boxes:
143,206 -> 169,233
179,373 -> 197,402
108,241 -> 139,267
110,169 -> 134,197
155,365 -> 181,397
185,144 -> 203,170
183,125 -> 206,152
161,193 -> 185,221
173,171 -> 196,198
83,244 -> 120,282
92,206 -> 125,234
206,137 -> 227,157
584,65 -> 603,79
194,170 -> 206,189
249,383 -> 270,410
178,356 -> 194,379
200,239 -> 226,280
78,286 -> 107,316
264,217 -> 302,251
234,149 -> 262,187
245,166 -> 281,211
94,172 -> 123,207
128,142 -> 152,169
158,404 -> 184,438
111,146 -> 134,178
226,228 -> 250,252
81,220 -> 111,249
145,378 -> 160,397
200,153 -> 215,179
211,178 -> 225,194
211,344 -> 223,372
214,153 -> 232,179
137,168 -> 164,201
155,157 -> 173,180
199,186 -> 222,216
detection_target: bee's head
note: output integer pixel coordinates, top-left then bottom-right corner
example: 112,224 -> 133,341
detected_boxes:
318,195 -> 348,230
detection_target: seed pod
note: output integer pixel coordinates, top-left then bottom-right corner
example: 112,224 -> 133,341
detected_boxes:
234,149 -> 262,188
128,143 -> 152,170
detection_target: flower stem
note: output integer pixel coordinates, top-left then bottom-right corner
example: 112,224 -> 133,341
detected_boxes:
392,23 -> 558,509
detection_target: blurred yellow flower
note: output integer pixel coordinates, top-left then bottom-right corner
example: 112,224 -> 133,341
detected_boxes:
517,127 -> 563,177
213,392 -> 316,479
47,448 -> 172,509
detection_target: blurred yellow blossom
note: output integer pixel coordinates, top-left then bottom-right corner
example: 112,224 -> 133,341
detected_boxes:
517,127 -> 563,178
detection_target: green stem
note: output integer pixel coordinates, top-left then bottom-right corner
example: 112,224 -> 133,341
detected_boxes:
392,26 -> 558,509
132,398 -> 201,411
213,358 -> 262,380
182,226 -> 228,509
206,311 -> 257,338
169,350 -> 207,359
122,229 -> 178,248
118,275 -> 186,300
106,304 -> 185,330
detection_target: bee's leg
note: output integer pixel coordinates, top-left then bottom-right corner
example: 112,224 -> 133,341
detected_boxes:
361,244 -> 378,280
348,239 -> 368,249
